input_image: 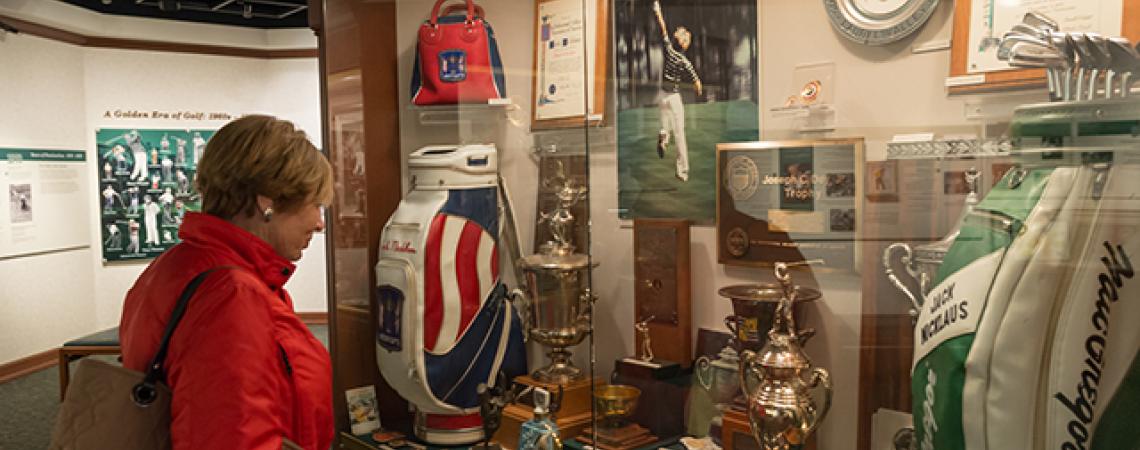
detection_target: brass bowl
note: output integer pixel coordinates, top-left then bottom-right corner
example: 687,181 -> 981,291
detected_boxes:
594,384 -> 641,426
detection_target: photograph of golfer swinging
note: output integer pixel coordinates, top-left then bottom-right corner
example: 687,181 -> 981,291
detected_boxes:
616,0 -> 759,221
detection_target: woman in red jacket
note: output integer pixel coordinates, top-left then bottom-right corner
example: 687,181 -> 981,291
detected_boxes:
120,115 -> 334,450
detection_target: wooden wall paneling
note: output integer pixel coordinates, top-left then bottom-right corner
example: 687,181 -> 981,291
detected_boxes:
321,0 -> 409,439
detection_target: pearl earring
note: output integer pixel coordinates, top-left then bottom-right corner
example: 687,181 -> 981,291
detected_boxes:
263,207 -> 274,222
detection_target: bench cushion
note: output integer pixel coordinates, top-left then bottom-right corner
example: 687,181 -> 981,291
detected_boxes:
63,327 -> 120,348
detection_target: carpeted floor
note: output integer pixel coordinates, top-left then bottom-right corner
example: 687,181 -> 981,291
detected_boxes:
0,324 -> 328,450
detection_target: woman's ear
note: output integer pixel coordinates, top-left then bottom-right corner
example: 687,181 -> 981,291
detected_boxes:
256,195 -> 274,213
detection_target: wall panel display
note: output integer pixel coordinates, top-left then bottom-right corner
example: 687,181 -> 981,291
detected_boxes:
615,0 -> 760,221
96,128 -> 213,262
716,138 -> 863,269
0,148 -> 89,259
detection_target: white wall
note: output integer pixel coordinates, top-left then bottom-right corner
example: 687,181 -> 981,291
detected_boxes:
0,6 -> 323,364
0,32 -> 97,364
82,49 -> 327,329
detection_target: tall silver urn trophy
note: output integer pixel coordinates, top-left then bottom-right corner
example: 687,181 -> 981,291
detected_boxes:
516,173 -> 596,384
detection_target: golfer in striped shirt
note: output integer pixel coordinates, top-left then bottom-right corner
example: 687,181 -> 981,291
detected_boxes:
653,0 -> 702,182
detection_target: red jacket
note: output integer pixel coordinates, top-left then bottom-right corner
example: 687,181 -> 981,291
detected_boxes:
120,212 -> 334,450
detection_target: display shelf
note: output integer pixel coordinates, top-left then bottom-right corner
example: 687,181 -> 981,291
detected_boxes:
886,138 -> 1011,160
409,100 -> 518,126
769,103 -> 834,118
768,104 -> 836,132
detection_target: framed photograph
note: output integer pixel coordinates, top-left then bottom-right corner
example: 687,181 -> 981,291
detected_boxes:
949,0 -> 1139,94
530,0 -> 609,130
333,110 -> 366,219
865,160 -> 899,203
344,385 -> 381,435
716,138 -> 864,270
615,0 -> 760,221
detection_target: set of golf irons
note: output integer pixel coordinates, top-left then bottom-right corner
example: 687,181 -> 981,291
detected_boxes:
1000,11 -> 1140,102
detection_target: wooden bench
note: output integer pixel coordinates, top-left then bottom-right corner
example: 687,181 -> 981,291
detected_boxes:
58,327 -> 121,400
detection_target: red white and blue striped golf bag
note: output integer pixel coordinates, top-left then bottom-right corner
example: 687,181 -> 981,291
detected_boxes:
375,144 -> 526,445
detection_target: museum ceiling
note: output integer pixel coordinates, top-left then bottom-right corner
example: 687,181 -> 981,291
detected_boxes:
56,0 -> 308,29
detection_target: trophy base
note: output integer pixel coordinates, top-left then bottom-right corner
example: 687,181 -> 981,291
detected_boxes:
613,359 -> 687,440
576,424 -> 658,450
496,407 -> 591,450
532,361 -> 586,385
721,408 -> 815,450
492,375 -> 602,449
616,357 -> 681,380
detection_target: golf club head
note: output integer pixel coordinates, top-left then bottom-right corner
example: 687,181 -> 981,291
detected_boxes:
1048,32 -> 1077,100
1022,11 -> 1059,32
1010,40 -> 1067,100
1085,33 -> 1112,65
1085,33 -> 1111,98
1069,33 -> 1094,99
1050,32 -> 1075,60
999,34 -> 1053,61
1104,38 -> 1137,98
1009,41 -> 1066,66
1010,23 -> 1048,40
1110,37 -> 1140,97
1109,37 -> 1140,60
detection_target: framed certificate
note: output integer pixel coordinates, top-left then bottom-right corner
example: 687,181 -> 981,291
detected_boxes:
948,0 -> 1139,94
716,139 -> 864,270
530,0 -> 608,130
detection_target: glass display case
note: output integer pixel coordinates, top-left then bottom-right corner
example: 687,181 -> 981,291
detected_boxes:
316,1 -> 1140,450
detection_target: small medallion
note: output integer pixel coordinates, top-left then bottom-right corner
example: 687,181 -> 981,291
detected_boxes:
726,227 -> 749,257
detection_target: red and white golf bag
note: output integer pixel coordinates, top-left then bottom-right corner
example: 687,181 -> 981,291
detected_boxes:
375,144 -> 527,445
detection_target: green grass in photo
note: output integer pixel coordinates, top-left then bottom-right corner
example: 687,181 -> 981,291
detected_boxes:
618,100 -> 759,222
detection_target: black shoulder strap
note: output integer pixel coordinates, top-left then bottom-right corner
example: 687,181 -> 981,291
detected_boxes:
132,265 -> 239,406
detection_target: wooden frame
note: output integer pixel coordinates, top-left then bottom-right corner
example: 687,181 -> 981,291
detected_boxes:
715,139 -> 864,271
58,345 -> 121,400
865,160 -> 899,203
530,0 -> 609,130
0,13 -> 315,59
948,0 -> 1140,95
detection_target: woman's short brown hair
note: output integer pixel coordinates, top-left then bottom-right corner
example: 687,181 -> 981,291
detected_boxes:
196,115 -> 333,219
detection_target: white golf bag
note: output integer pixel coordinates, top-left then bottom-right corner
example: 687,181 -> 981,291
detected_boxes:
912,107 -> 1140,449
375,144 -> 527,445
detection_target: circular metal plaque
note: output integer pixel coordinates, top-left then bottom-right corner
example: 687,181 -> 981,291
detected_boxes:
823,0 -> 940,46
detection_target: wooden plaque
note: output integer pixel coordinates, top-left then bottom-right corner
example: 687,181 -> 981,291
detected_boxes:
716,139 -> 864,271
633,219 -> 691,367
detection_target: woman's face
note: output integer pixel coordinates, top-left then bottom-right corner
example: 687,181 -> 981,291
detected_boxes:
266,200 -> 326,261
